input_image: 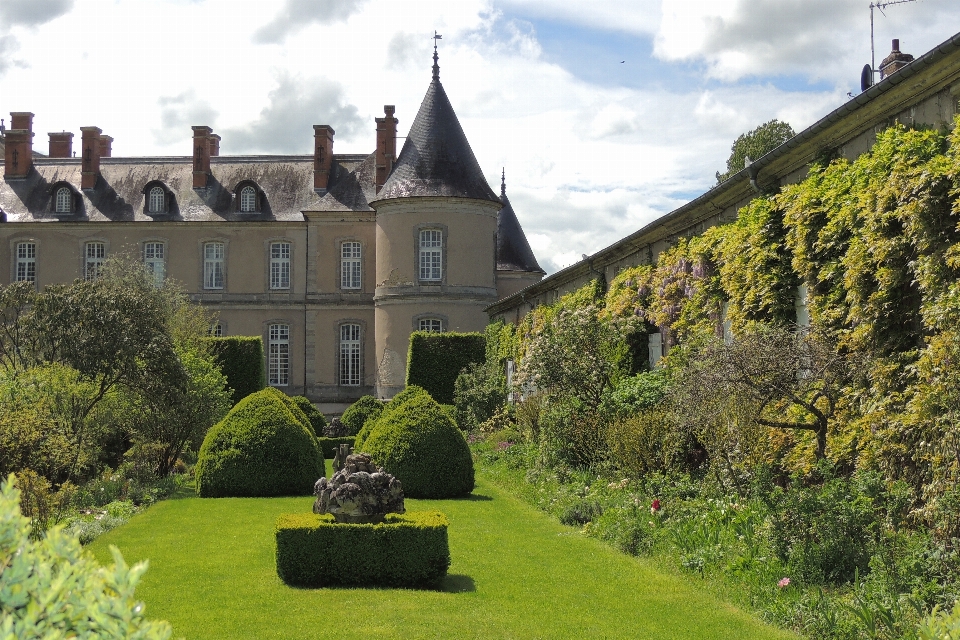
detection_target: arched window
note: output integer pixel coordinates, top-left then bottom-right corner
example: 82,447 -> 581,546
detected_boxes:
339,323 -> 361,386
148,186 -> 166,213
55,187 -> 72,214
240,185 -> 257,213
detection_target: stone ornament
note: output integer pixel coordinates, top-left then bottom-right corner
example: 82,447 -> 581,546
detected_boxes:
323,417 -> 348,437
313,453 -> 405,524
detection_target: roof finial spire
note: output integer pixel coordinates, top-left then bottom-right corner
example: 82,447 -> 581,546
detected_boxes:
432,31 -> 442,81
501,167 -> 506,197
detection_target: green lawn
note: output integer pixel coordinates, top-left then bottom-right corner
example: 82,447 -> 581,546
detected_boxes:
88,476 -> 797,640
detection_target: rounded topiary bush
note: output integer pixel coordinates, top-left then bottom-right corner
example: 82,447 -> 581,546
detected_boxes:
354,386 -> 430,450
291,395 -> 328,436
195,387 -> 323,497
362,392 -> 474,499
340,395 -> 384,437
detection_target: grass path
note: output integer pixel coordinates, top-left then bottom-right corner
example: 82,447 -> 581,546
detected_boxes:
88,476 -> 797,639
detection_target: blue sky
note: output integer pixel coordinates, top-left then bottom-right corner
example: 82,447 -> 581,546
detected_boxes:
1,0 -> 958,272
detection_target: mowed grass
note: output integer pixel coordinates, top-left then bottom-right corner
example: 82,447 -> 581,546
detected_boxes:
88,474 -> 797,640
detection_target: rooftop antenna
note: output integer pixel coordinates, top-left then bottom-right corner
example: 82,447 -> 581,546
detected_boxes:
870,0 -> 918,79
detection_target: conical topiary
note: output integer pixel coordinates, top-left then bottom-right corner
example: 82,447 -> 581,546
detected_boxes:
340,395 -> 384,437
354,386 -> 429,451
362,392 -> 474,499
195,387 -> 322,497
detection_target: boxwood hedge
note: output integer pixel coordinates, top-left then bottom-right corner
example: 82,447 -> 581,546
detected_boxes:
275,511 -> 450,588
405,332 -> 486,404
195,388 -> 322,497
362,393 -> 474,498
354,385 -> 430,451
291,396 -> 328,436
207,336 -> 265,404
340,395 -> 384,437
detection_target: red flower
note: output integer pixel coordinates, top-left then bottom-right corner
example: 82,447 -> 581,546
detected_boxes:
651,498 -> 661,512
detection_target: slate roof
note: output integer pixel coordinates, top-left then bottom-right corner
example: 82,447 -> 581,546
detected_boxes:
373,58 -> 500,204
496,178 -> 543,273
0,153 -> 375,222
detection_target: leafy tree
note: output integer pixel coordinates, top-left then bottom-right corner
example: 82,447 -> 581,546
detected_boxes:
716,119 -> 795,183
673,325 -> 856,461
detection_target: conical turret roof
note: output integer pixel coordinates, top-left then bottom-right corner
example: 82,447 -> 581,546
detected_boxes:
373,50 -> 500,203
497,172 -> 543,273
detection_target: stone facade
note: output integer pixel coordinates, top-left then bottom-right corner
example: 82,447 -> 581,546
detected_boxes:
0,56 -> 544,409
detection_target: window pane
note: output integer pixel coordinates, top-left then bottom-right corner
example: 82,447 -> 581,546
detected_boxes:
240,186 -> 257,212
339,323 -> 361,386
341,242 -> 361,289
204,242 -> 224,289
418,318 -> 442,333
268,324 -> 290,386
55,188 -> 72,214
144,242 -> 165,287
270,242 -> 291,290
85,242 -> 105,280
15,242 -> 36,282
148,187 -> 165,213
418,230 -> 442,281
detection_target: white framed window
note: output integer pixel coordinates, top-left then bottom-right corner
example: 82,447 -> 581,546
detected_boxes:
55,187 -> 73,214
339,323 -> 361,386
15,242 -> 36,282
419,229 -> 442,281
418,317 -> 443,333
341,241 -> 361,289
240,185 -> 257,213
211,322 -> 223,338
143,242 -> 165,287
204,242 -> 225,290
84,242 -> 105,281
148,186 -> 165,214
268,323 -> 290,386
269,241 -> 291,290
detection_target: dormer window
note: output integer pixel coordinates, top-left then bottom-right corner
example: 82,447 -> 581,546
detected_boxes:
55,187 -> 73,214
148,186 -> 165,213
240,186 -> 256,212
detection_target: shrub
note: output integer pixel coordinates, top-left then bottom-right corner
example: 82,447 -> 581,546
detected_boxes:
406,332 -> 486,404
195,388 -> 322,497
316,436 -> 357,459
208,336 -> 265,404
606,407 -> 684,476
601,370 -> 670,419
0,475 -> 173,638
918,601 -> 960,639
363,393 -> 475,498
355,386 -> 430,451
275,510 -> 450,588
340,395 -> 384,437
453,361 -> 505,431
291,396 -> 327,436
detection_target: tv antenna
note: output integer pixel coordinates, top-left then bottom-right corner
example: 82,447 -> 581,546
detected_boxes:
870,0 -> 919,78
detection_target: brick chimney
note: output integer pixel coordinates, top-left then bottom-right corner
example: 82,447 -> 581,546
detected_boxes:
209,133 -> 220,157
375,105 -> 398,193
98,135 -> 113,158
192,126 -> 212,188
48,132 -> 74,158
880,39 -> 914,80
80,126 -> 102,190
4,112 -> 34,179
313,125 -> 335,192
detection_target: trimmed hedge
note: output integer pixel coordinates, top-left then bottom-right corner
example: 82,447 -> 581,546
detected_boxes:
207,336 -> 266,404
275,511 -> 450,588
363,393 -> 474,498
291,396 -> 328,436
195,387 -> 322,497
354,385 -> 430,451
406,332 -> 486,404
340,395 -> 384,437
316,436 -> 356,459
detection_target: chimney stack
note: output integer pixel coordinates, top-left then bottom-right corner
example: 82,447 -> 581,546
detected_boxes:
4,112 -> 34,179
313,125 -> 335,192
192,126 -> 213,188
209,133 -> 220,157
375,105 -> 398,193
80,126 -> 102,190
98,135 -> 113,158
880,38 -> 914,80
48,132 -> 74,158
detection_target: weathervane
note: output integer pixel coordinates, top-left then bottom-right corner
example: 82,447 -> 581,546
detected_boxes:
432,31 -> 442,81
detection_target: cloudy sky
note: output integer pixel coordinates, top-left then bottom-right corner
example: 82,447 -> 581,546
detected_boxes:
2,0 -> 958,273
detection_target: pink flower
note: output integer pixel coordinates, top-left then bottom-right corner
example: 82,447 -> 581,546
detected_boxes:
778,578 -> 791,588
